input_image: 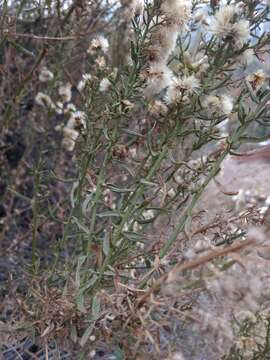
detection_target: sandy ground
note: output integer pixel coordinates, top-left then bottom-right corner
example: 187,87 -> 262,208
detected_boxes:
199,154 -> 270,216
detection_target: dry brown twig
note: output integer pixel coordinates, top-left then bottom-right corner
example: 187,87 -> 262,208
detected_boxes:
3,31 -> 78,41
137,236 -> 258,306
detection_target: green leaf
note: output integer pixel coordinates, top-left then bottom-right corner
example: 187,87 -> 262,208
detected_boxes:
70,181 -> 79,208
106,184 -> 134,193
120,128 -> 145,138
97,211 -> 121,218
82,193 -> 93,215
80,275 -> 99,293
76,290 -> 86,314
238,102 -> 248,125
114,346 -> 125,360
245,80 -> 259,104
71,217 -> 90,234
79,323 -> 94,347
123,231 -> 144,242
75,256 -> 87,287
70,325 -> 78,343
103,232 -> 110,256
139,179 -> 157,187
76,275 -> 98,313
9,39 -> 35,57
92,295 -> 101,320
112,160 -> 135,177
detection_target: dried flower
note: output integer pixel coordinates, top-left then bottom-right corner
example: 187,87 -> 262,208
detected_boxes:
62,137 -> 76,152
142,209 -> 155,220
147,0 -> 191,64
166,74 -> 200,104
63,127 -> 79,141
62,127 -> 79,151
203,94 -> 233,115
122,99 -> 134,111
99,78 -> 111,92
148,26 -> 179,63
148,100 -> 168,117
143,63 -> 173,98
35,92 -> 55,109
160,0 -> 192,30
238,48 -> 254,66
120,0 -> 144,19
88,35 -> 109,54
95,55 -> 106,69
210,5 -> 250,47
66,111 -> 86,130
166,352 -> 186,360
89,335 -> 96,342
39,67 -> 54,82
77,73 -> 92,92
89,350 -> 96,358
246,69 -> 267,91
55,101 -> 64,114
167,188 -> 176,198
59,83 -> 72,102
220,94 -> 234,115
64,103 -> 77,114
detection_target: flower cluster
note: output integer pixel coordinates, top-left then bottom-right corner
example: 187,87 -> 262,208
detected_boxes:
87,35 -> 109,54
202,94 -> 234,116
166,74 -> 200,104
209,4 -> 250,47
62,111 -> 86,152
143,0 -> 192,98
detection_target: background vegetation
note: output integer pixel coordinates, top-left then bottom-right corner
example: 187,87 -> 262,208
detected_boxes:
1,0 -> 270,359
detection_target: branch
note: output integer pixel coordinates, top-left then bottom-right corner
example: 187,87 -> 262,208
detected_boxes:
137,236 -> 257,306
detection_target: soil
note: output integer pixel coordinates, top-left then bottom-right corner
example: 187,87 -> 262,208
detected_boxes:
200,153 -> 270,215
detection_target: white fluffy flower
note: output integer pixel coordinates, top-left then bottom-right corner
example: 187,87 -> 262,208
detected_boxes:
62,128 -> 79,151
160,0 -> 192,29
88,35 -> 109,54
166,74 -> 200,104
64,103 -> 77,114
77,73 -> 92,92
55,101 -> 64,114
142,209 -> 155,220
99,78 -> 111,92
58,83 -> 72,102
66,111 -> 86,130
63,127 -> 79,141
219,94 -> 234,115
203,94 -> 233,115
149,27 -> 178,63
246,69 -> 267,90
233,19 -> 250,45
143,63 -> 173,98
210,5 -> 250,46
147,0 -> 191,63
39,67 -> 54,82
238,48 -> 254,66
95,56 -> 106,69
121,0 -> 144,19
35,92 -> 55,108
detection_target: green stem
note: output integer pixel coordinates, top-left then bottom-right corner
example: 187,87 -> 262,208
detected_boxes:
159,147 -> 229,259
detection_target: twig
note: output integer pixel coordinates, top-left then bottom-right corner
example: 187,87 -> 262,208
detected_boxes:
137,236 -> 257,306
3,31 -> 77,41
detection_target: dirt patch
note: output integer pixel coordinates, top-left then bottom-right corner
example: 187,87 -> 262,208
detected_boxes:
199,155 -> 270,216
